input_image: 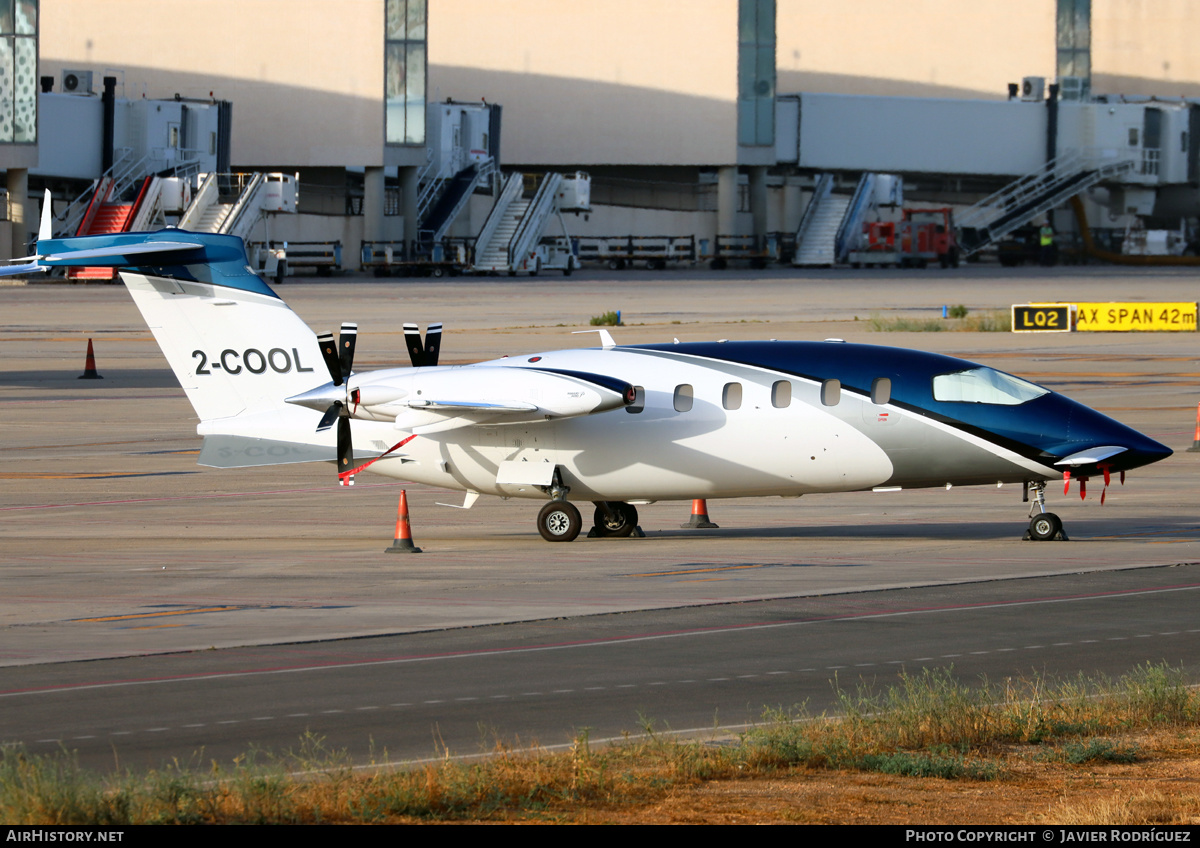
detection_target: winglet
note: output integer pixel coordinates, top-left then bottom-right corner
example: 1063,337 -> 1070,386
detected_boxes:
38,188 -> 52,243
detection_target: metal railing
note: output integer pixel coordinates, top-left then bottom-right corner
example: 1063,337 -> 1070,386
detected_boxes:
508,172 -> 561,267
472,172 -> 523,264
956,150 -> 1136,254
56,146 -> 206,237
834,172 -> 876,263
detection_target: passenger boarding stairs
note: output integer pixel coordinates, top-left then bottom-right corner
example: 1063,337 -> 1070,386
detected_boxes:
178,172 -> 269,240
472,172 -> 564,273
792,174 -> 851,266
957,150 -> 1136,255
417,156 -> 496,245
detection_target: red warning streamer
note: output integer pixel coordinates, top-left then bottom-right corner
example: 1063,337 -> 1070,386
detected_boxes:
338,434 -> 418,486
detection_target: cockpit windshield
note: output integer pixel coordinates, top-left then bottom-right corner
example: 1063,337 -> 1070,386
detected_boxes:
931,367 -> 1049,406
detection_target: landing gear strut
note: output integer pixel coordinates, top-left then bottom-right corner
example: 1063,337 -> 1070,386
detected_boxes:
1023,481 -> 1068,541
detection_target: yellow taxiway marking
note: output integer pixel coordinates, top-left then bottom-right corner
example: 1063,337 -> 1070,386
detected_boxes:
75,606 -> 242,623
0,468 -> 198,480
634,563 -> 769,578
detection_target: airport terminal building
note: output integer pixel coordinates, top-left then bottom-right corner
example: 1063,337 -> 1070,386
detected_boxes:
6,1 -> 1200,267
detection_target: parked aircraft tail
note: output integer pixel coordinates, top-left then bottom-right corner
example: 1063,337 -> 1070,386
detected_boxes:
6,209 -> 341,466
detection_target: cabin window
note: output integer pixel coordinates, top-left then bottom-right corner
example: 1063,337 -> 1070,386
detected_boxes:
821,379 -> 841,406
771,380 -> 791,408
722,382 -> 742,410
871,377 -> 892,405
932,367 -> 1048,405
625,386 -> 645,413
673,384 -> 694,413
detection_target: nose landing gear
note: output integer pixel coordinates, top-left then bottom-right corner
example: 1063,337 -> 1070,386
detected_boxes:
1023,481 -> 1068,541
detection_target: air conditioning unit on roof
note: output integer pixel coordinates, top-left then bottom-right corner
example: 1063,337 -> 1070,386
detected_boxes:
61,70 -> 93,95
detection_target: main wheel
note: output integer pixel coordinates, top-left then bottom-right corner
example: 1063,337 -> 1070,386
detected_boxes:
1028,512 -> 1062,541
538,501 -> 582,542
592,502 -> 638,538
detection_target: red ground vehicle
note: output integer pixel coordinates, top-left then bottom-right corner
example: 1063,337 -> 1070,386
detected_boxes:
849,207 -> 961,268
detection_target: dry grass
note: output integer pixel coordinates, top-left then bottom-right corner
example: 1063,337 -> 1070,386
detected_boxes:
3,665 -> 1198,824
869,309 -> 1012,332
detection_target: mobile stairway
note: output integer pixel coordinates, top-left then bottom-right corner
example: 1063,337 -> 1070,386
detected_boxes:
178,172 -> 300,276
791,173 -> 889,267
792,174 -> 850,266
417,156 -> 496,245
472,172 -> 582,275
177,172 -> 278,240
956,150 -> 1136,256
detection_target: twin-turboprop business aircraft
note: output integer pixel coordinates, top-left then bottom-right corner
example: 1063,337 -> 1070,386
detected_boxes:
10,207 -> 1171,542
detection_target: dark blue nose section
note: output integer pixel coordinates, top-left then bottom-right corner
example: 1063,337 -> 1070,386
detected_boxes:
1037,394 -> 1172,473
1114,435 -> 1173,471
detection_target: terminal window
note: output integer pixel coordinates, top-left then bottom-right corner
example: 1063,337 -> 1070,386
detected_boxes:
0,0 -> 36,144
385,0 -> 426,146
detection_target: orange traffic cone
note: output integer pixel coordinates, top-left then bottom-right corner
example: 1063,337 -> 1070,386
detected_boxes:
1188,402 -> 1200,452
78,338 -> 102,379
680,498 -> 718,529
385,490 -> 422,553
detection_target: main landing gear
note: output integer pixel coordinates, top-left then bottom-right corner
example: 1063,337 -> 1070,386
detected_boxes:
537,500 -> 582,542
535,500 -> 644,542
1023,480 -> 1068,541
533,469 -> 642,542
590,501 -> 640,537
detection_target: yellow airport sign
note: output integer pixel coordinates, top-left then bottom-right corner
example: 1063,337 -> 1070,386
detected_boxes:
1075,302 -> 1197,332
1012,303 -> 1073,332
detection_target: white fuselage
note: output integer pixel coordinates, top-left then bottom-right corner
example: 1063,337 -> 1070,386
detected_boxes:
347,345 -> 1041,502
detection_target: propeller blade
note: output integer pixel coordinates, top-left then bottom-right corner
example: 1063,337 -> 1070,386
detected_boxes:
338,322 -> 357,379
317,331 -> 342,386
424,322 -> 442,367
316,401 -> 342,432
404,322 -> 424,368
337,415 -> 354,475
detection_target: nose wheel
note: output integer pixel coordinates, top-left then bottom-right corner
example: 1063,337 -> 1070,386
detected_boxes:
1023,481 -> 1069,541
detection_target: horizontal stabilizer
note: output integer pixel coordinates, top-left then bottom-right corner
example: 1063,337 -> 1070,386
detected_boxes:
42,241 -> 202,262
0,261 -> 47,278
